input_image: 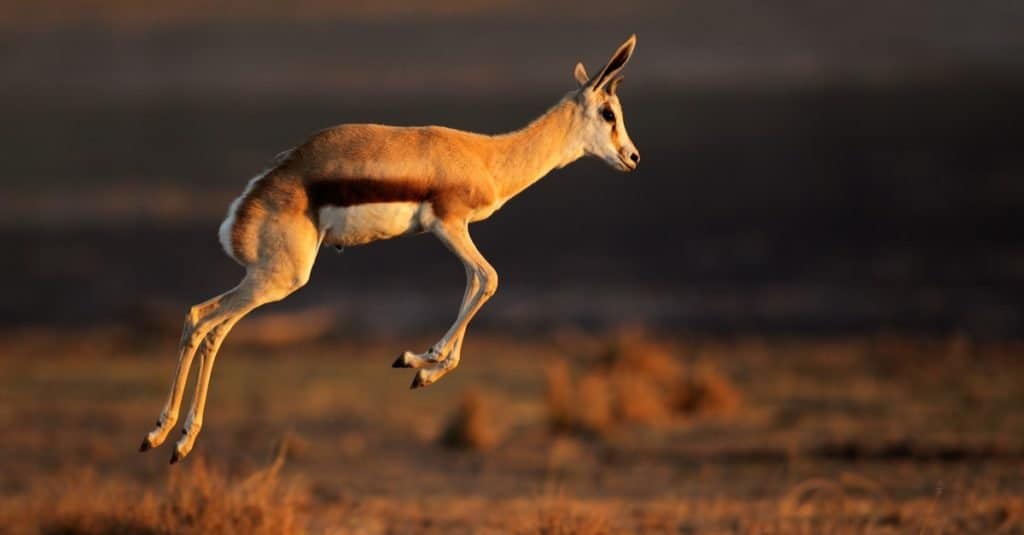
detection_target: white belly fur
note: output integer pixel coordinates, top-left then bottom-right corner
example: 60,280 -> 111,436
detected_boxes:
319,202 -> 425,247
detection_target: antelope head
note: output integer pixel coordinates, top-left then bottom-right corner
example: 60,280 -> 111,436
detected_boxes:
573,34 -> 640,173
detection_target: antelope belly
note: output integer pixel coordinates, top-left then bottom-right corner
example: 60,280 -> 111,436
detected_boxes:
319,202 -> 423,247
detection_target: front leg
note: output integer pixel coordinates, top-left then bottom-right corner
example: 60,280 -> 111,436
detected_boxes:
412,335 -> 464,388
392,261 -> 480,370
394,220 -> 497,388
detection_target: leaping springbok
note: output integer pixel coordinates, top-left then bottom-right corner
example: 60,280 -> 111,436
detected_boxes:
141,35 -> 640,463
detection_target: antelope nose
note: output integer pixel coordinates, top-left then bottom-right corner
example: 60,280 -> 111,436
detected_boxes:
629,152 -> 640,164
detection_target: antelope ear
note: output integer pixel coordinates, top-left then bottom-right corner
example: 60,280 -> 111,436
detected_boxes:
590,34 -> 636,91
605,75 -> 624,95
573,62 -> 590,87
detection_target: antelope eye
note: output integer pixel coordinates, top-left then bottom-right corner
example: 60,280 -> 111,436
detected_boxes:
601,108 -> 616,122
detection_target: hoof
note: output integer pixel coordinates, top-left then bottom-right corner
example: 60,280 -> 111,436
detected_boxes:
139,439 -> 152,452
392,353 -> 412,368
410,372 -> 428,389
169,450 -> 183,464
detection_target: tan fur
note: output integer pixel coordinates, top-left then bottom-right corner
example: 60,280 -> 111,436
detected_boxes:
142,34 -> 641,463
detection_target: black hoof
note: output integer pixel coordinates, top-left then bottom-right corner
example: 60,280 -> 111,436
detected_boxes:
169,450 -> 182,464
392,354 -> 411,368
410,373 -> 427,389
139,439 -> 152,452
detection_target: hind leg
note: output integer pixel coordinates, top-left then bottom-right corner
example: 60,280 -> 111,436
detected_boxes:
172,217 -> 319,463
169,268 -> 308,462
142,212 -> 320,460
141,289 -> 238,451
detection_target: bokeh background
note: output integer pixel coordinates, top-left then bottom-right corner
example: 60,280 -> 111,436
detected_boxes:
4,0 -> 1023,335
2,2 -> 1023,533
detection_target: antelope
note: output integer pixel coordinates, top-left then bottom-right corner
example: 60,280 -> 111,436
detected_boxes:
141,35 -> 640,463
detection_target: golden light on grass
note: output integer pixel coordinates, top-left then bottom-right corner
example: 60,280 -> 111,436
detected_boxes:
13,451 -> 308,535
544,359 -> 575,433
672,362 -> 743,416
2,332 -> 1022,532
440,389 -> 499,451
545,330 -> 743,435
527,493 -> 613,535
576,371 -> 613,434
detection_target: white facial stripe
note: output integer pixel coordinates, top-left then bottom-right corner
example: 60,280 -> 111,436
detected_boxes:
577,92 -> 634,170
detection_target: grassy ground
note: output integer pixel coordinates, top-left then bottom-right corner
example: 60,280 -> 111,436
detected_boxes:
1,325 -> 1022,533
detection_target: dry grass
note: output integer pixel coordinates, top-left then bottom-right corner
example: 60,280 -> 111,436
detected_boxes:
545,330 -> 743,435
5,477 -> 1022,534
2,330 -> 1023,533
2,449 -> 308,535
544,359 -> 575,433
673,362 -> 743,416
525,494 -> 614,535
440,389 -> 500,451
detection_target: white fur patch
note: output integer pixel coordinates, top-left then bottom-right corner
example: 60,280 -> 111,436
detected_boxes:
319,202 -> 427,247
218,148 -> 295,264
218,170 -> 267,264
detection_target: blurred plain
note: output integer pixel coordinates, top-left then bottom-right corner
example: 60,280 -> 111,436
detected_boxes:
2,0 -> 1022,336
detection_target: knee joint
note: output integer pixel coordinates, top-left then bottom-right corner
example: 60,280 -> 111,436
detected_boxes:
184,306 -> 202,330
480,269 -> 499,297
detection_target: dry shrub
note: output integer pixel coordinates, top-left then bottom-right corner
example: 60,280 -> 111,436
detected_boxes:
544,330 -> 742,435
544,360 -> 575,433
440,389 -> 499,451
612,372 -> 672,425
601,332 -> 684,388
575,372 -> 612,434
28,449 -> 307,535
672,362 -> 743,416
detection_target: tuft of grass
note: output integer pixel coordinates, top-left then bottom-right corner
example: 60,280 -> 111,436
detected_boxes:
15,448 -> 308,535
672,362 -> 743,416
545,330 -> 742,435
440,389 -> 499,451
612,372 -> 673,426
544,360 -> 575,433
575,371 -> 613,435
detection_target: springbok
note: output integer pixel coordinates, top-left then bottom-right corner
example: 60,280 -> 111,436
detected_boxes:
141,35 -> 640,463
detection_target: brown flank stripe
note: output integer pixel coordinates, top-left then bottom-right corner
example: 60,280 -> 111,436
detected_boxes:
306,175 -> 492,220
305,176 -> 433,208
228,172 -> 466,263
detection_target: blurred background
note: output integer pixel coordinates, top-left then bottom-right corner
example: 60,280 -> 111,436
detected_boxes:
3,0 -> 1022,336
2,2 -> 1023,533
